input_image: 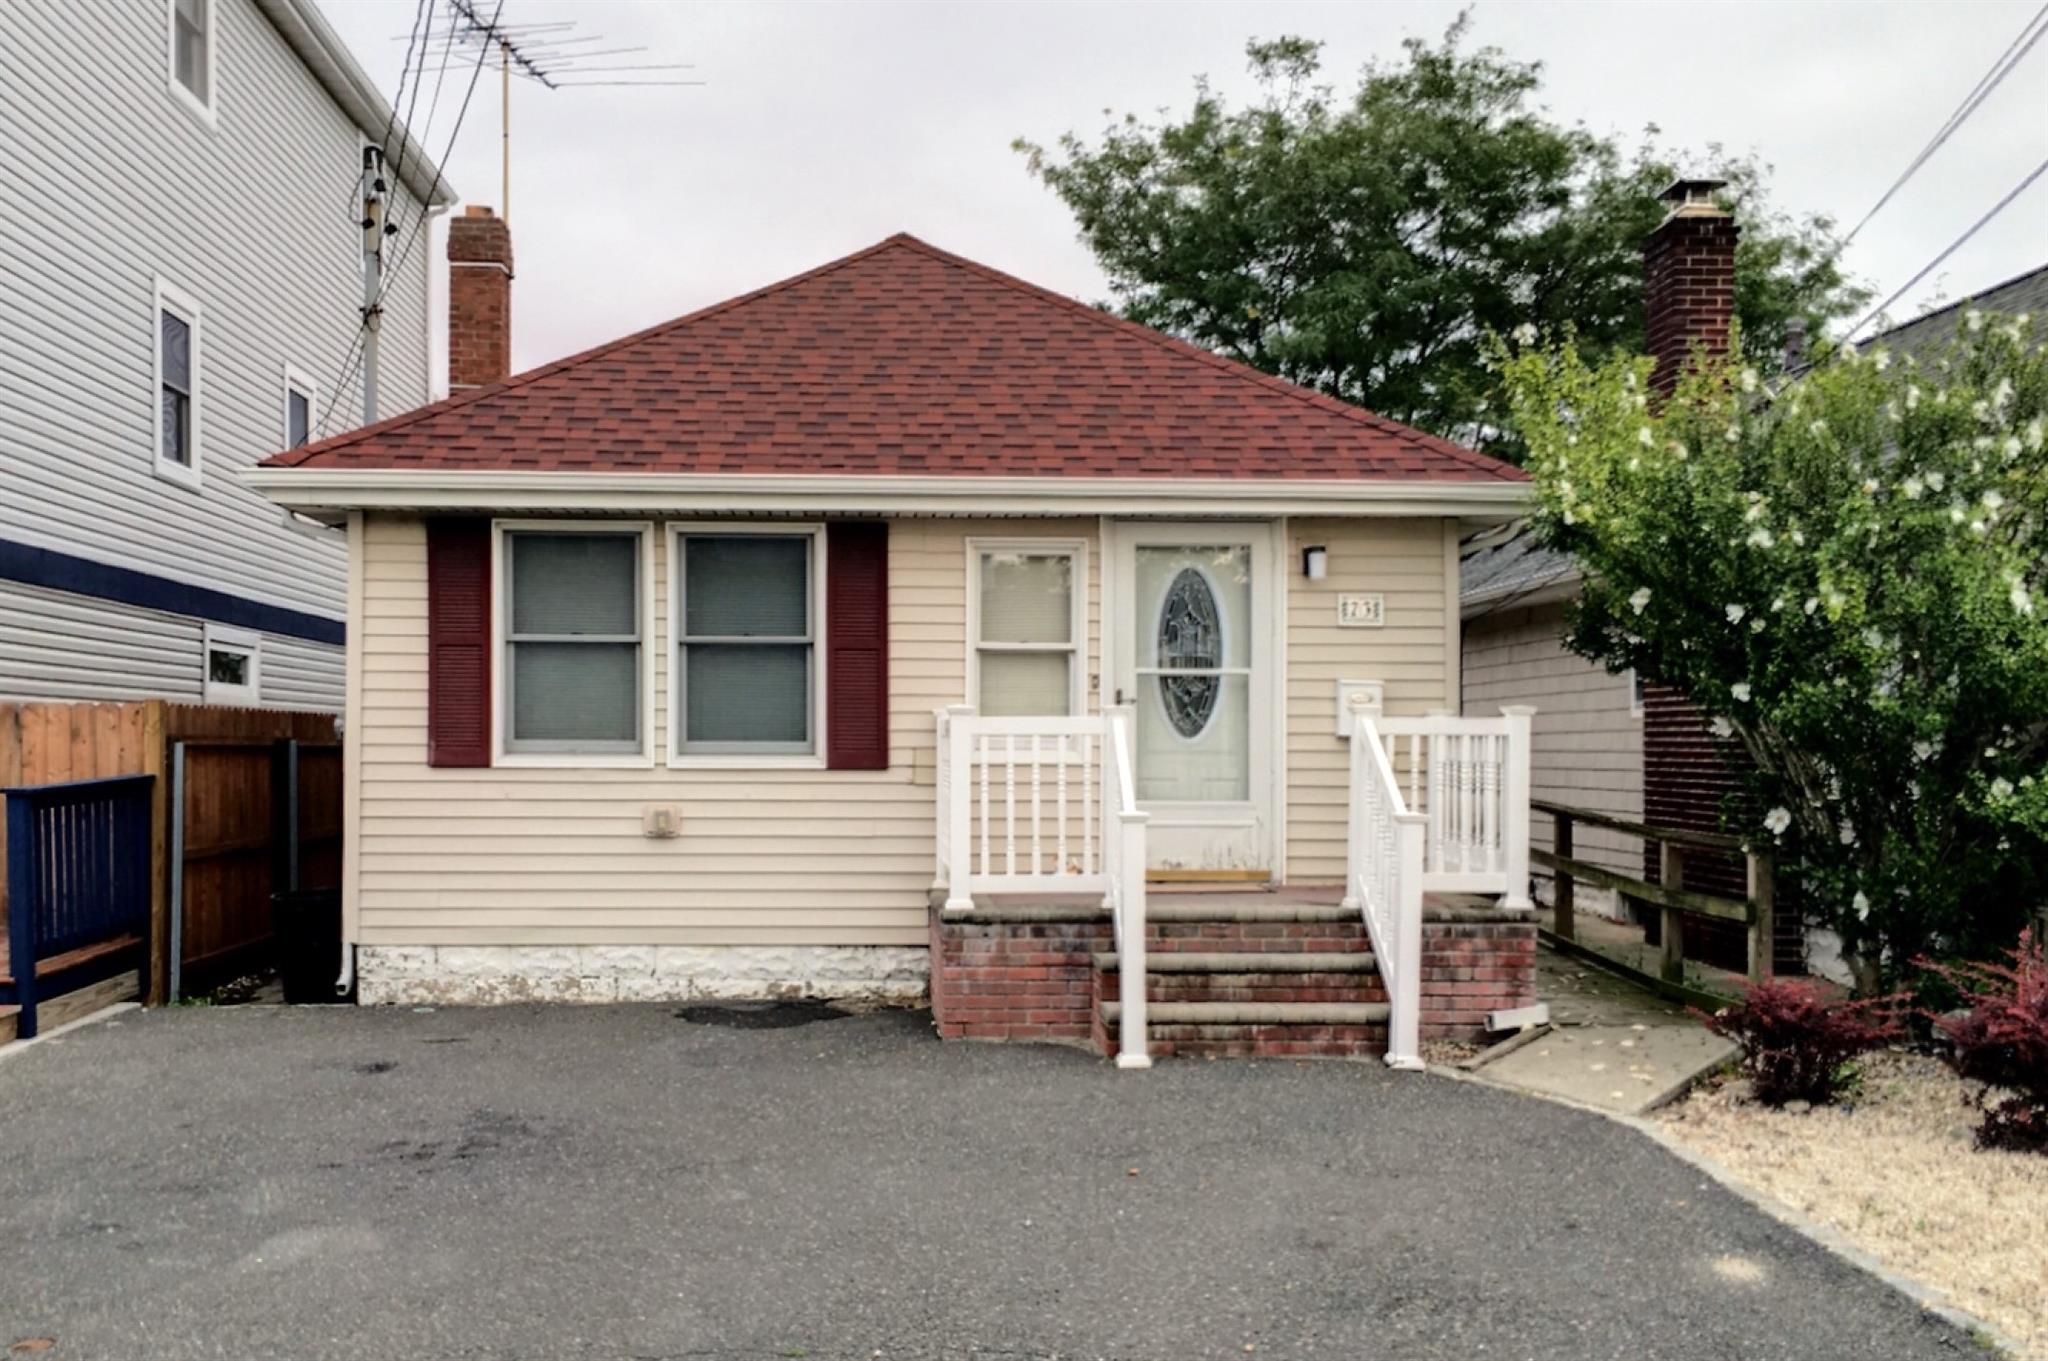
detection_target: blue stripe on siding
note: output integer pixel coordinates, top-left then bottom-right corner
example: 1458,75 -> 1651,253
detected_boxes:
0,537 -> 346,646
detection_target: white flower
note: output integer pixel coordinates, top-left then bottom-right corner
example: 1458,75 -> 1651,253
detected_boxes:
1861,478 -> 1879,495
1725,426 -> 1740,443
1629,587 -> 1652,615
1511,323 -> 1538,346
1731,682 -> 1752,703
1839,821 -> 1857,846
1853,891 -> 1870,922
1637,426 -> 1654,447
1913,740 -> 1934,761
1992,377 -> 2015,412
1872,350 -> 1891,372
1710,717 -> 1734,739
1906,384 -> 1922,411
1763,807 -> 1791,836
1750,617 -> 1765,634
1739,368 -> 1759,393
1803,596 -> 1820,616
1726,604 -> 1746,624
2011,580 -> 2034,616
2027,417 -> 2045,451
1991,778 -> 2016,800
1983,489 -> 2005,512
1862,628 -> 1884,650
1925,470 -> 1945,492
1901,475 -> 1924,500
1747,527 -> 1775,549
1966,309 -> 1984,332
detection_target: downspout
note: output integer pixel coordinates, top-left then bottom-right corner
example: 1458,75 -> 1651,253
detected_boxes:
336,510 -> 367,996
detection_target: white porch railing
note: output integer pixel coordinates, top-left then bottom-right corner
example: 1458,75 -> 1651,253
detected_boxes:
935,704 -> 1150,1068
1374,708 -> 1535,909
1344,705 -> 1534,1070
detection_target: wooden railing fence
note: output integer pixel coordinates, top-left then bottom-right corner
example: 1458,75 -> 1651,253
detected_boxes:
1531,797 -> 1776,984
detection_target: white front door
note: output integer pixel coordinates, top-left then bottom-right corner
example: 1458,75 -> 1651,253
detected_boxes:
1107,522 -> 1275,875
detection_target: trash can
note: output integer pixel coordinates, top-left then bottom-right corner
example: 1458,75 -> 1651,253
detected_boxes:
273,888 -> 351,1004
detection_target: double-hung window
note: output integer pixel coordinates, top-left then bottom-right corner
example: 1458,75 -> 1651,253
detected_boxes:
283,367 -> 315,450
674,530 -> 818,756
971,541 -> 1085,715
169,0 -> 214,118
503,529 -> 646,755
155,280 -> 201,489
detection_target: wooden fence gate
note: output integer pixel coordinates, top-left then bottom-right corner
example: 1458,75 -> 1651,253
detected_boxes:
0,700 -> 341,1004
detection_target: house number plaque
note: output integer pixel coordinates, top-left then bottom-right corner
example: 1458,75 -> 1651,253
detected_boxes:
1336,593 -> 1385,628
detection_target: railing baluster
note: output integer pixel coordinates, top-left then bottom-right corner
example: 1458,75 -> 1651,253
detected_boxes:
1055,734 -> 1068,874
1030,734 -> 1043,875
1005,735 -> 1017,876
1082,733 -> 1095,875
978,733 -> 990,878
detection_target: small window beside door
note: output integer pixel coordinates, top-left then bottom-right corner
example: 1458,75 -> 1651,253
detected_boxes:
169,0 -> 215,120
154,279 -> 202,489
283,366 -> 315,450
970,541 -> 1086,716
501,527 -> 649,757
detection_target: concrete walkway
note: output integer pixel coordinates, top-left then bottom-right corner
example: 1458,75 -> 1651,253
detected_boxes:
0,1002 -> 1967,1360
1469,944 -> 1738,1115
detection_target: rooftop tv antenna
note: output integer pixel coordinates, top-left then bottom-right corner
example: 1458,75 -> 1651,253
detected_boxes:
421,1 -> 702,223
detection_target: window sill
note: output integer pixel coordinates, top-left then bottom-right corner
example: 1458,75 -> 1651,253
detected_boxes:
154,458 -> 203,492
664,754 -> 828,772
495,752 -> 657,770
168,79 -> 219,130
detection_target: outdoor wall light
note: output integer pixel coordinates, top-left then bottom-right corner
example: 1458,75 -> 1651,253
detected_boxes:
1303,545 -> 1328,581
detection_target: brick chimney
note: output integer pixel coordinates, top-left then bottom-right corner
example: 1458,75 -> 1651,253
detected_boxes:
1643,178 -> 1738,399
447,205 -> 513,391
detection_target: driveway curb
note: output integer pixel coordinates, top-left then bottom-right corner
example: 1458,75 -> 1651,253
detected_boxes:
1425,1063 -> 2024,1359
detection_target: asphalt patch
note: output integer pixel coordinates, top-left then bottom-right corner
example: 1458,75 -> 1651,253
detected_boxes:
671,999 -> 850,1029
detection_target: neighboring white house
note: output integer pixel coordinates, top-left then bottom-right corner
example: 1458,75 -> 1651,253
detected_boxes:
0,0 -> 453,710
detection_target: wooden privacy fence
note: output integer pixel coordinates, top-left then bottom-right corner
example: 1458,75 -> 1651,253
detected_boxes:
0,700 -> 340,1003
1531,797 -> 1776,984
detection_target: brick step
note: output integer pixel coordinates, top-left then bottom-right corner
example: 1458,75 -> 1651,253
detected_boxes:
1145,926 -> 1371,953
1143,901 -> 1355,924
1145,1021 -> 1390,1059
1101,1000 -> 1390,1026
1092,950 -> 1376,973
1143,979 -> 1387,1006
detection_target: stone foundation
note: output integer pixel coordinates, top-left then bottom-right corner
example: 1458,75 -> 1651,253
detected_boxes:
356,944 -> 929,1007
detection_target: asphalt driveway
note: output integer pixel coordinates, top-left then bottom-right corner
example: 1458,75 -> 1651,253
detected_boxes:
0,1004 -> 1977,1361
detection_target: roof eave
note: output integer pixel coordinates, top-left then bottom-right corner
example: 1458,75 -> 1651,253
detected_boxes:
244,468 -> 1532,523
251,0 -> 457,209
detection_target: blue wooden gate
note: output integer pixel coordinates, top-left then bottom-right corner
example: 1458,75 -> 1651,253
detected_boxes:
2,774 -> 154,1040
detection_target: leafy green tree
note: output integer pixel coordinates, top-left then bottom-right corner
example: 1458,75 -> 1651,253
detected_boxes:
1017,19 -> 1865,456
1494,316 -> 2048,989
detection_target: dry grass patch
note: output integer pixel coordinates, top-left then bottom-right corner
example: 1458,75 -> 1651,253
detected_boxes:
1661,1051 -> 2048,1358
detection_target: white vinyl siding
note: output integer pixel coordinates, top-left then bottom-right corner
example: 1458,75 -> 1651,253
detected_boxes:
0,0 -> 432,625
0,577 -> 340,710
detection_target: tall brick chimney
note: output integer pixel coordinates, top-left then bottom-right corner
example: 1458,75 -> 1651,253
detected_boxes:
1642,178 -> 1738,399
447,205 -> 513,391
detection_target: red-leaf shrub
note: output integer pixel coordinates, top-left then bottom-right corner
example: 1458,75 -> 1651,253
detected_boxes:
1924,929 -> 2048,1154
1702,978 -> 1905,1107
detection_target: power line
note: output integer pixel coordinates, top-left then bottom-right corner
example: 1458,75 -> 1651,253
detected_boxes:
1838,1 -> 2048,250
1847,146 -> 2048,341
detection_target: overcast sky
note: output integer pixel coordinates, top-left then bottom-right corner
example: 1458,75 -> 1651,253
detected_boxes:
320,0 -> 2048,383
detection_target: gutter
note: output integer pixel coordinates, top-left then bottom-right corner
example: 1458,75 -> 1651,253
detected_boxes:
241,468 -> 1534,523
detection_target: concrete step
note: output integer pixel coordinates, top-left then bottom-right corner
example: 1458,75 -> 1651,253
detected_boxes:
1100,1000 -> 1390,1026
1093,950 -> 1376,973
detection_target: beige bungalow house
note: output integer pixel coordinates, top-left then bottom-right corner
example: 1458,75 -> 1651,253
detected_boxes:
250,226 -> 1541,1068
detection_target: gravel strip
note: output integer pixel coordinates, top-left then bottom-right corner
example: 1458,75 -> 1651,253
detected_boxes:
1659,1051 -> 2048,1358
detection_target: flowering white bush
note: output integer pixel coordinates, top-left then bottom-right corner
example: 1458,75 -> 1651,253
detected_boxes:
1495,318 -> 2048,988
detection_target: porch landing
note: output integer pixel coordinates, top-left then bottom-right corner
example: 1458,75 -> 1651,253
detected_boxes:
929,885 -> 1537,1062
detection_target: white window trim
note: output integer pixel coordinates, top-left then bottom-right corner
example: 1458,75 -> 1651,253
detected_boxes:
282,363 -> 317,450
491,519 -> 657,769
153,278 -> 203,491
1629,668 -> 1645,719
666,522 -> 829,770
965,536 -> 1089,717
202,624 -> 261,705
165,0 -> 218,126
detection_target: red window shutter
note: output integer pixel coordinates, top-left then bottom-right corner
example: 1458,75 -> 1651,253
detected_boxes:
426,518 -> 492,768
826,521 -> 889,770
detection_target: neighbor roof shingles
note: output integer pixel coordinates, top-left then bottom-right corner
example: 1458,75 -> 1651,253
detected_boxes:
268,234 -> 1523,483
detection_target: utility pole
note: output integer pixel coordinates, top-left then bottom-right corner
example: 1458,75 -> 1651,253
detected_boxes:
360,143 -> 388,426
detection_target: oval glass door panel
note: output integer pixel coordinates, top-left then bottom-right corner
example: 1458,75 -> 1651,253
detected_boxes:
1134,545 -> 1250,802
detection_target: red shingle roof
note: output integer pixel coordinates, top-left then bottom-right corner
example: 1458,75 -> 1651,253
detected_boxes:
267,233 -> 1522,482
